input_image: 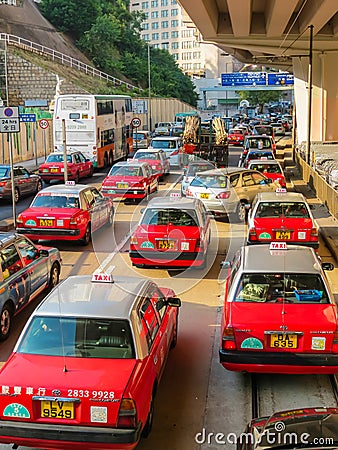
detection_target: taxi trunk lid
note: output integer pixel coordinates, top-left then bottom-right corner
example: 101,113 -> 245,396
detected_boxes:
253,217 -> 316,242
0,354 -> 137,426
230,303 -> 337,352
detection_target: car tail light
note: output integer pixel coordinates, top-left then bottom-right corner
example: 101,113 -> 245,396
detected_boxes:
222,327 -> 236,350
216,191 -> 230,199
0,181 -> 7,187
310,227 -> 318,237
16,214 -> 23,224
186,188 -> 193,197
332,330 -> 338,352
243,150 -> 248,155
248,227 -> 257,237
117,398 -> 138,428
69,215 -> 80,226
130,235 -> 138,245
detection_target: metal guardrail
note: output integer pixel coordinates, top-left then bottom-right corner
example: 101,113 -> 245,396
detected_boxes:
0,33 -> 140,91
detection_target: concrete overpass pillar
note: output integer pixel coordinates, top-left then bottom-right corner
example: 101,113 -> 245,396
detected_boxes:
293,51 -> 338,145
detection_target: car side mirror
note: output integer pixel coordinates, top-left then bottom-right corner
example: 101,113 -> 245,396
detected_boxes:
167,297 -> 181,307
322,262 -> 334,271
39,249 -> 49,257
220,261 -> 231,269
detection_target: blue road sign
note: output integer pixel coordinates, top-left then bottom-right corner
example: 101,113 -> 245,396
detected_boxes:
221,72 -> 267,87
268,73 -> 294,85
19,113 -> 37,123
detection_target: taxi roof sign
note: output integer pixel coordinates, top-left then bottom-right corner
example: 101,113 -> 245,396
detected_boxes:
276,188 -> 287,193
170,192 -> 181,198
270,242 -> 287,250
92,273 -> 114,283
65,180 -> 75,185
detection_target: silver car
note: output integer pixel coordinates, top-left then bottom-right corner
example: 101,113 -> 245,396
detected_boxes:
181,160 -> 216,195
149,136 -> 183,167
0,165 -> 43,203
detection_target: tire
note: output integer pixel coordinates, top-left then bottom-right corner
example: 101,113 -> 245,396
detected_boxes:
36,180 -> 43,193
81,224 -> 91,246
103,154 -> 108,169
236,201 -> 247,223
0,303 -> 13,341
142,389 -> 156,438
108,153 -> 114,167
49,262 -> 60,289
89,167 -> 94,177
14,187 -> 20,203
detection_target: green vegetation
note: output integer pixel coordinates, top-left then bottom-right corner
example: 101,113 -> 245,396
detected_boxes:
39,0 -> 198,106
236,90 -> 281,113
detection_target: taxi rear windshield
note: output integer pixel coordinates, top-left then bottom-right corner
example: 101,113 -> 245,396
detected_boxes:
134,151 -> 158,160
255,202 -> 309,218
250,163 -> 281,173
18,317 -> 135,359
234,273 -> 329,303
151,140 -> 176,149
108,165 -> 142,176
187,164 -> 215,176
32,195 -> 80,208
190,174 -> 228,188
46,154 -> 72,163
142,208 -> 198,226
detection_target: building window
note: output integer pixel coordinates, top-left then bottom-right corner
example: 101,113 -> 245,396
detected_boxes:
162,32 -> 169,39
144,12 -> 149,19
161,0 -> 168,5
172,53 -> 179,60
171,41 -> 179,49
153,43 -> 160,48
151,0 -> 158,6
171,19 -> 179,27
171,31 -> 179,39
171,8 -> 178,16
171,0 -> 177,4
143,34 -> 150,41
161,21 -> 169,28
142,23 -> 149,30
152,22 -> 159,29
182,41 -> 193,49
161,9 -> 168,17
151,11 -> 158,18
193,63 -> 201,70
162,42 -> 169,50
152,33 -> 160,40
141,1 -> 149,8
193,51 -> 201,59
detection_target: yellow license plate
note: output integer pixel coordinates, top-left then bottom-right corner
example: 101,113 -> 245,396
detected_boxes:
117,183 -> 129,189
275,230 -> 291,240
270,334 -> 297,349
50,168 -> 59,173
39,219 -> 54,227
200,193 -> 209,199
41,400 -> 74,419
156,239 -> 176,250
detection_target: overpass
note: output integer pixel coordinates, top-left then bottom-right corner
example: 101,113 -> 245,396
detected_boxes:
178,0 -> 338,144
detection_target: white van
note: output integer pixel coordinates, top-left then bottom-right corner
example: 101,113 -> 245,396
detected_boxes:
149,136 -> 183,167
154,122 -> 174,136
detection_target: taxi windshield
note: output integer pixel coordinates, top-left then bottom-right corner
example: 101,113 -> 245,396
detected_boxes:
31,195 -> 80,208
187,164 -> 215,176
251,163 -> 281,173
46,154 -> 72,163
142,208 -> 198,226
134,151 -> 158,160
108,165 -> 141,176
234,273 -> 329,303
18,317 -> 135,359
256,202 -> 309,218
190,174 -> 228,188
151,140 -> 176,149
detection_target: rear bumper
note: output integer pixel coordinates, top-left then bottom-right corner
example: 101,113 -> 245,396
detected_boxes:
102,189 -> 147,200
247,239 -> 319,249
17,227 -> 81,239
0,420 -> 142,449
129,250 -> 205,267
219,349 -> 338,373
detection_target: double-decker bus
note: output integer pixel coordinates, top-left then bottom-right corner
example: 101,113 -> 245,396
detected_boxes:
53,94 -> 133,169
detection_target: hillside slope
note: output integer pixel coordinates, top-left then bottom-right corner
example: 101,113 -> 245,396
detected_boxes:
0,0 -> 91,65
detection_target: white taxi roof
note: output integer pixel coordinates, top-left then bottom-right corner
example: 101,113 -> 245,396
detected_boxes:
32,275 -> 150,320
253,191 -> 307,203
240,245 -> 321,274
36,184 -> 89,195
145,196 -> 199,209
248,159 -> 282,166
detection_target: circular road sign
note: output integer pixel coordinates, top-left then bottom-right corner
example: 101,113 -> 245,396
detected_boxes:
39,119 -> 49,130
4,107 -> 14,117
131,117 -> 141,128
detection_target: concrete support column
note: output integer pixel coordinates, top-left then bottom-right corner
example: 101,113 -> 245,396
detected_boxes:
293,51 -> 338,145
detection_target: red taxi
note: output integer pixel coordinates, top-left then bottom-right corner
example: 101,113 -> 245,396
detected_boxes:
0,273 -> 181,449
247,159 -> 286,187
129,196 -> 210,268
228,128 -> 246,146
101,161 -> 158,201
39,150 -> 93,184
247,191 -> 319,249
219,244 -> 336,374
133,149 -> 170,181
16,183 -> 114,246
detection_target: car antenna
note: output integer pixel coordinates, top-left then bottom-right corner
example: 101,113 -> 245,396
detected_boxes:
57,283 -> 68,373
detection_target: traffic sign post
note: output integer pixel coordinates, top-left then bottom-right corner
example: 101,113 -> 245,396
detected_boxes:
39,119 -> 49,129
131,117 -> 141,153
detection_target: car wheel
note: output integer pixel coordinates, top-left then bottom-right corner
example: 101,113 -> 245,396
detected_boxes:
49,263 -> 60,289
109,153 -> 114,167
81,224 -> 91,246
142,388 -> 156,438
89,167 -> 94,177
237,202 -> 247,222
0,303 -> 13,341
103,154 -> 108,169
36,180 -> 43,193
14,187 -> 20,203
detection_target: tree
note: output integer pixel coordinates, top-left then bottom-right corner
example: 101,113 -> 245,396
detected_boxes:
236,90 -> 281,113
